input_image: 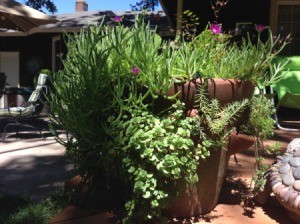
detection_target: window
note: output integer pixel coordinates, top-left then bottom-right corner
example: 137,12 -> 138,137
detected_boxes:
0,52 -> 19,87
52,35 -> 64,72
270,0 -> 300,55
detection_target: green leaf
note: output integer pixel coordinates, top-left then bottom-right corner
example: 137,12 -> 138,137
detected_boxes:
143,191 -> 151,199
128,166 -> 135,173
143,148 -> 154,156
151,200 -> 159,207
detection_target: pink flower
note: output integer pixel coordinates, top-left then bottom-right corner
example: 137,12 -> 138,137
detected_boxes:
131,67 -> 140,75
113,16 -> 122,23
210,23 -> 222,34
255,24 -> 266,32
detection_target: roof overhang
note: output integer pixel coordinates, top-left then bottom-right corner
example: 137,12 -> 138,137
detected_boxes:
0,10 -> 175,37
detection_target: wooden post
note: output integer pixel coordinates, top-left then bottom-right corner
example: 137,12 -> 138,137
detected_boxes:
176,0 -> 183,34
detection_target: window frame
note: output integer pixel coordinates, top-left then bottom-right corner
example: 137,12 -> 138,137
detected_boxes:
270,0 -> 300,55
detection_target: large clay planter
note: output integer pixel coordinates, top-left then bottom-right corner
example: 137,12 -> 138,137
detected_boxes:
152,78 -> 255,114
227,131 -> 255,155
164,148 -> 230,217
162,78 -> 255,217
169,78 -> 255,108
163,132 -> 255,218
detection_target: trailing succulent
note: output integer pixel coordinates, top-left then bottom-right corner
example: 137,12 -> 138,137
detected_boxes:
105,85 -> 250,223
108,101 -> 200,223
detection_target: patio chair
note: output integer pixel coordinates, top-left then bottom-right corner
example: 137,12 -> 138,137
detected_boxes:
271,56 -> 300,131
0,72 -> 6,99
0,73 -> 48,140
272,92 -> 300,131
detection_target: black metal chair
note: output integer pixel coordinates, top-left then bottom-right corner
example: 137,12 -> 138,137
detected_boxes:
0,72 -> 6,100
0,73 -> 48,140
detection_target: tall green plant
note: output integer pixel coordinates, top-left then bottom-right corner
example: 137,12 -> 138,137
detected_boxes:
114,15 -> 175,99
240,95 -> 280,192
48,20 -> 129,176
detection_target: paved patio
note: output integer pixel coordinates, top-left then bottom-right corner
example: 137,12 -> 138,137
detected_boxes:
0,117 -> 74,201
1,115 -> 300,223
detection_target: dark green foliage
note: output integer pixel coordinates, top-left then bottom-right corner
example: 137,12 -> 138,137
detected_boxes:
25,0 -> 57,14
241,95 -> 276,140
0,194 -> 63,224
108,102 -> 200,223
130,0 -> 159,11
240,95 -> 280,192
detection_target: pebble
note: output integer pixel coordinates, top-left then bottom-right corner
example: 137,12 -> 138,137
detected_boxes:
288,191 -> 299,206
279,163 -> 291,174
294,149 -> 300,157
276,156 -> 283,162
294,180 -> 300,191
284,189 -> 294,202
293,167 -> 300,180
270,174 -> 278,181
276,184 -> 285,195
289,157 -> 300,167
283,173 -> 295,186
282,154 -> 292,163
279,187 -> 289,198
271,179 -> 279,186
287,138 -> 300,153
272,182 -> 282,192
293,195 -> 300,208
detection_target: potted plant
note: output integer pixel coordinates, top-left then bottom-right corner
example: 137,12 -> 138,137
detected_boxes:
48,9 -> 289,224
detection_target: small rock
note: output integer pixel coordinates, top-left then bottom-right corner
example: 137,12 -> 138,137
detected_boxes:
271,179 -> 279,186
288,191 -> 298,207
272,182 -> 282,192
283,173 -> 295,186
294,149 -> 300,157
294,196 -> 300,208
279,187 -> 289,198
270,174 -> 278,181
279,163 -> 291,174
287,138 -> 300,153
289,157 -> 300,167
294,180 -> 300,191
276,156 -> 283,162
276,184 -> 285,195
282,154 -> 293,163
293,167 -> 300,180
284,189 -> 294,202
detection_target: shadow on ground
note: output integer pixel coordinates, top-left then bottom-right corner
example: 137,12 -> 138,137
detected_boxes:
0,154 -> 74,201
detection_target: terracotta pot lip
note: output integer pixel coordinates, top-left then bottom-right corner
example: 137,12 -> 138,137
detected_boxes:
207,78 -> 254,83
175,78 -> 255,84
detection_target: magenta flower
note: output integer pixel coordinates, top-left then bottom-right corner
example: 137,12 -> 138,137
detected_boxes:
210,23 -> 222,34
113,16 -> 122,23
131,67 -> 140,75
255,24 -> 266,32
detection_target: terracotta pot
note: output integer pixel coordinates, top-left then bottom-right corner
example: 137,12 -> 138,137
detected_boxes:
169,78 -> 255,109
152,78 -> 255,115
164,148 -> 230,217
162,79 -> 255,218
163,132 -> 254,218
227,131 -> 255,155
